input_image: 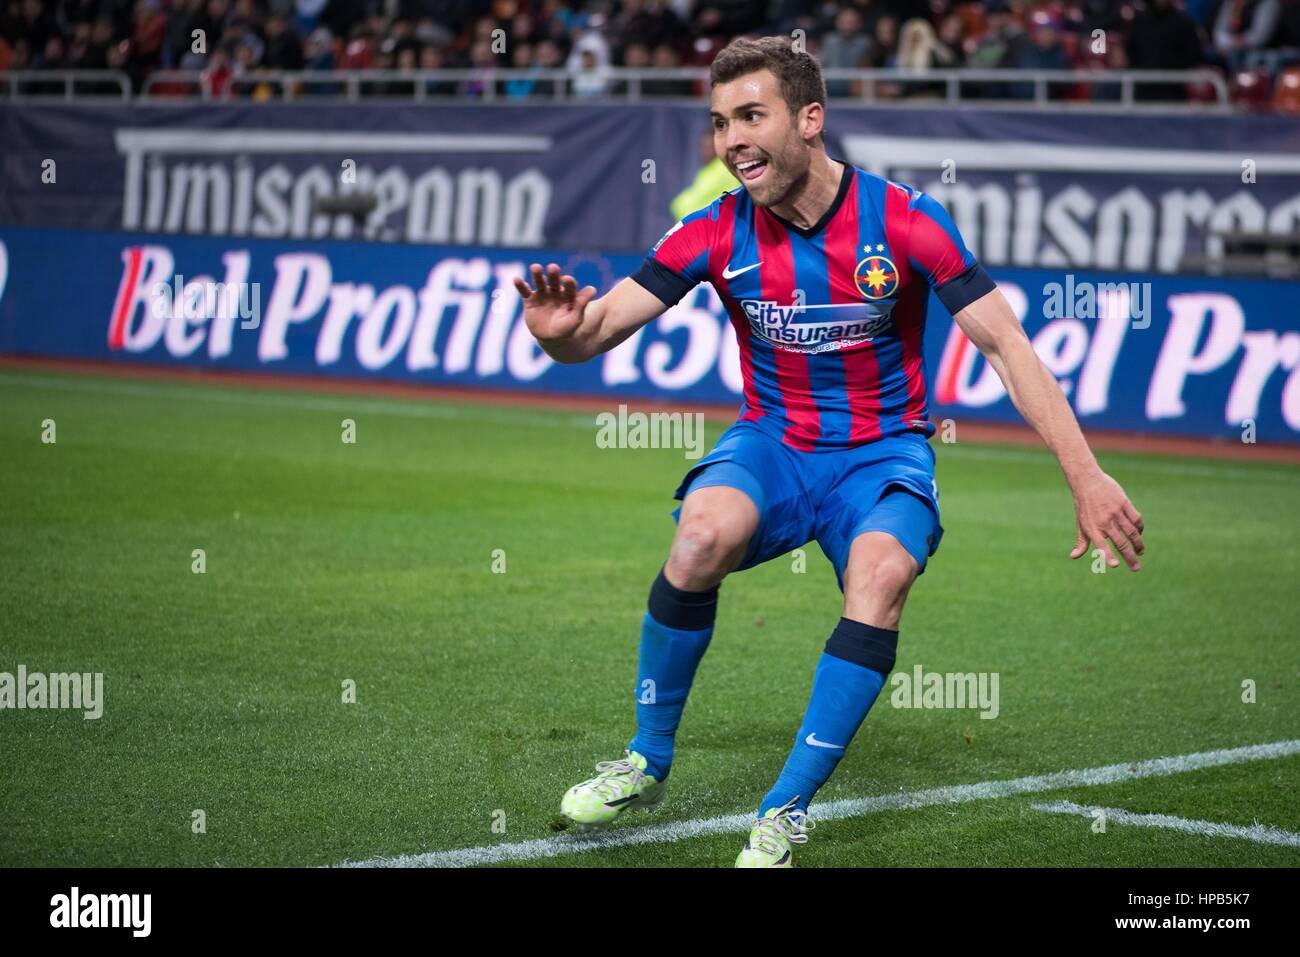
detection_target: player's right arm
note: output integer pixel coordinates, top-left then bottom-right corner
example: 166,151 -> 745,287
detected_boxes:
516,203 -> 719,364
514,264 -> 666,364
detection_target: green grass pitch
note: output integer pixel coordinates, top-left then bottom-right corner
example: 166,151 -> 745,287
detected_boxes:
1,366 -> 1297,867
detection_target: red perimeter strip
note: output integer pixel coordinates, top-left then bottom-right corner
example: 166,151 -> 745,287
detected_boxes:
2,353 -> 1298,465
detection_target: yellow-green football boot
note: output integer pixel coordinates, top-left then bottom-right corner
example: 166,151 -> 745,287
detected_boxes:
560,750 -> 668,830
735,796 -> 815,867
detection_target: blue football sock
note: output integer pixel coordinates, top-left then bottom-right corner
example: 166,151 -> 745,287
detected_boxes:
758,618 -> 898,817
627,568 -> 717,782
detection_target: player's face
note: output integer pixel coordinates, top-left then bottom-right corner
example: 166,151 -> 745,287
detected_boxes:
711,69 -> 811,209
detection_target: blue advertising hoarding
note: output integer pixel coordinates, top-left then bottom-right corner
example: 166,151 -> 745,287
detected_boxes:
1,226 -> 1296,443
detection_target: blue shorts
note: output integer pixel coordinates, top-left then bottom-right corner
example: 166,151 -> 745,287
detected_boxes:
672,421 -> 943,590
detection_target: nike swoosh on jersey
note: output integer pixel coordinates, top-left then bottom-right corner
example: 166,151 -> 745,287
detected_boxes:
805,733 -> 846,750
722,261 -> 763,279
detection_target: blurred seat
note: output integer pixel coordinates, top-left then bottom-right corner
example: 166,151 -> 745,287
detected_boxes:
1273,66 -> 1300,113
1229,68 -> 1272,110
1185,78 -> 1219,103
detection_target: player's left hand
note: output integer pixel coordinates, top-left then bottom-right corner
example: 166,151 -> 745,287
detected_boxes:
1068,470 -> 1144,572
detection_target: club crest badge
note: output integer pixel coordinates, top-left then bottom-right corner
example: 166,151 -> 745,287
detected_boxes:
854,248 -> 899,300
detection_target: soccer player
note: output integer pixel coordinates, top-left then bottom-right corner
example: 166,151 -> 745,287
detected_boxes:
514,37 -> 1145,867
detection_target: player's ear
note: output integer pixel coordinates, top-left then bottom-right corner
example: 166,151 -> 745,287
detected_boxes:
800,101 -> 824,144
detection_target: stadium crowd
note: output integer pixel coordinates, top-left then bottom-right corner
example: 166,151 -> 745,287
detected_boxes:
2,0 -> 1299,104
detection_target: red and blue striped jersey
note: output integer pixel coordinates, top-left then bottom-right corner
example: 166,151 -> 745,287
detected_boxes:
631,161 -> 995,451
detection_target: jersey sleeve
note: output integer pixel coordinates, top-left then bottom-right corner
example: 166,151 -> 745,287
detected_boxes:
906,191 -> 997,315
629,203 -> 717,308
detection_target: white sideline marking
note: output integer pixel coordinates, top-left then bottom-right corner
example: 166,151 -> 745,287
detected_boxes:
333,738 -> 1300,868
1031,800 -> 1300,847
3,371 -> 1295,482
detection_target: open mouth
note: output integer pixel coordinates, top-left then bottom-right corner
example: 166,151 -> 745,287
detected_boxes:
735,157 -> 768,182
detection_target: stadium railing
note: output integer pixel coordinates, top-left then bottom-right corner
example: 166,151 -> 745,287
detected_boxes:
1,70 -> 131,100
0,67 -> 1230,108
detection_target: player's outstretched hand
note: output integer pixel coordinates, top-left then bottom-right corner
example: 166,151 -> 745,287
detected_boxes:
514,263 -> 598,346
1069,469 -> 1144,572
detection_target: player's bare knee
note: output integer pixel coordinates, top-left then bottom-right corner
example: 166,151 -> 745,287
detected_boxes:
667,517 -> 740,587
846,543 -> 917,608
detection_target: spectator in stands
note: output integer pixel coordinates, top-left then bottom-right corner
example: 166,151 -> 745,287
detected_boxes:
39,30 -> 61,67
1184,0 -> 1218,25
4,0 -> 1289,114
363,39 -> 394,95
83,18 -> 115,69
461,35 -> 495,97
1280,0 -> 1300,42
132,0 -> 167,74
2,36 -> 29,70
263,13 -> 304,69
1,0 -> 21,45
568,28 -> 610,96
1075,0 -> 1127,40
303,24 -> 333,68
295,0 -> 329,36
106,37 -> 133,77
644,39 -> 692,95
611,0 -> 685,52
532,35 -> 564,96
690,0 -> 767,38
570,42 -> 609,95
413,15 -> 453,48
865,14 -> 898,67
534,1 -> 573,46
200,40 -> 233,96
612,37 -> 648,93
231,33 -> 264,94
1079,20 -> 1129,101
383,39 -> 419,96
321,0 -> 366,44
820,5 -> 871,97
619,37 -> 651,69
17,0 -> 56,55
1269,0 -> 1300,71
419,41 -> 457,95
887,17 -> 957,97
191,0 -> 232,57
1126,0 -> 1205,100
223,12 -> 264,67
504,40 -> 537,98
65,20 -> 91,67
163,0 -> 203,68
507,10 -> 535,46
1213,0 -> 1282,72
899,17 -> 958,70
766,0 -> 813,35
937,12 -> 968,67
966,0 -> 1030,96
1014,8 -> 1069,100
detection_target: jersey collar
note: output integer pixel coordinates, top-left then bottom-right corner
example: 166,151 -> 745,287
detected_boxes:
761,158 -> 854,240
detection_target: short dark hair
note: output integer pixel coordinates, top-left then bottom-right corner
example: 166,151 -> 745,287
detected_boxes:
710,36 -> 827,144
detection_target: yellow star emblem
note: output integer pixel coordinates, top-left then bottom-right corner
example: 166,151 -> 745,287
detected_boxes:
864,265 -> 890,294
